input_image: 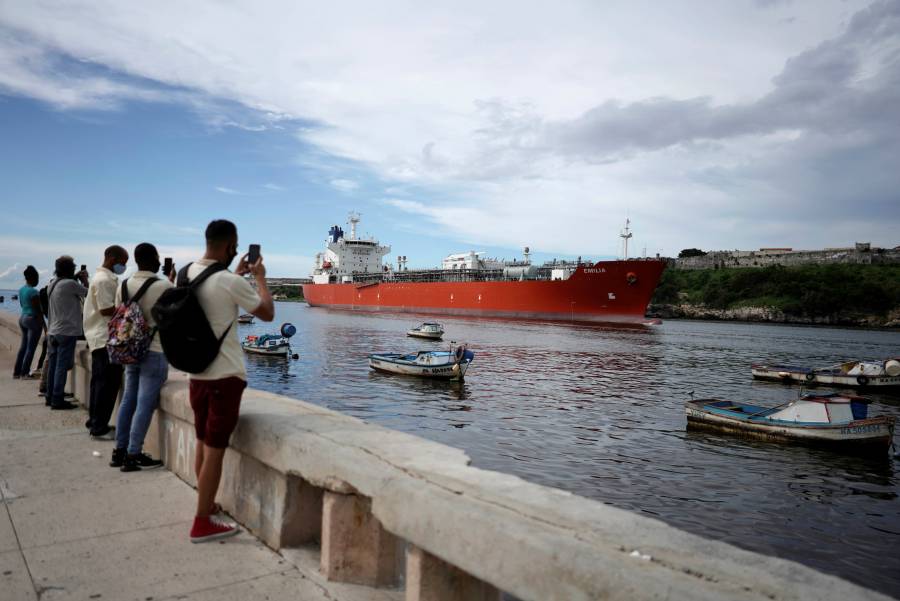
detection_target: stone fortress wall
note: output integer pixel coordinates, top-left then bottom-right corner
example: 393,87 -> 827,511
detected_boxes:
676,242 -> 900,270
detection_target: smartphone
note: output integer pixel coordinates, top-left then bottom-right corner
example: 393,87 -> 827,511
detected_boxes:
80,264 -> 86,272
248,244 -> 261,265
163,257 -> 173,276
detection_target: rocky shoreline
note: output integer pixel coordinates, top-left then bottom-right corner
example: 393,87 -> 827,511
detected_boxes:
647,304 -> 900,329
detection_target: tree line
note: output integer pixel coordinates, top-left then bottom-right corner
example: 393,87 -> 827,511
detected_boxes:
651,263 -> 900,319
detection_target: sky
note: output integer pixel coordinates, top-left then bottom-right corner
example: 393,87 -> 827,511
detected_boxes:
1,0 -> 898,287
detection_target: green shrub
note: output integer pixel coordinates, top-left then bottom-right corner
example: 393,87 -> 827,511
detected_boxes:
651,264 -> 900,318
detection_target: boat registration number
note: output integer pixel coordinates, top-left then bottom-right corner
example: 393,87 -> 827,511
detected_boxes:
840,424 -> 882,435
426,367 -> 455,374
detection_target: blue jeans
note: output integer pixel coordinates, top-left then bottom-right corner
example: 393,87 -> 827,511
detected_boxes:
14,314 -> 43,377
116,351 -> 169,455
46,335 -> 77,406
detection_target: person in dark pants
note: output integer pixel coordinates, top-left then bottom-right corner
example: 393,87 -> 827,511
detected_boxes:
46,256 -> 88,410
13,266 -> 44,379
83,245 -> 129,439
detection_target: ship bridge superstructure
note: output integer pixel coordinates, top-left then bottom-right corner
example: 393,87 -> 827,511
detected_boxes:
312,213 -> 390,284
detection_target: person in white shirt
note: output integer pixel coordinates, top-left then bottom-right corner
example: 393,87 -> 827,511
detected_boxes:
82,245 -> 128,438
111,243 -> 175,472
187,220 -> 274,543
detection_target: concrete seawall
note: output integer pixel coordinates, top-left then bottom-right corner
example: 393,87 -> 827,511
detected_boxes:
0,310 -> 890,601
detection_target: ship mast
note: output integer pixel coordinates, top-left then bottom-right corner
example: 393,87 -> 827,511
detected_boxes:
348,211 -> 361,241
619,218 -> 633,260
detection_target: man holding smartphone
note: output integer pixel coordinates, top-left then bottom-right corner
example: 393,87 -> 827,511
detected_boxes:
185,220 -> 274,543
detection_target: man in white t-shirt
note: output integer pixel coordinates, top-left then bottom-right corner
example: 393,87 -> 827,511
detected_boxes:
187,220 -> 274,543
83,245 -> 128,438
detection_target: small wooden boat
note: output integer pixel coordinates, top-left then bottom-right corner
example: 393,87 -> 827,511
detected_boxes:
241,334 -> 290,356
369,345 -> 474,381
407,322 -> 444,340
238,313 -> 255,324
752,358 -> 900,388
686,393 -> 895,453
241,323 -> 297,358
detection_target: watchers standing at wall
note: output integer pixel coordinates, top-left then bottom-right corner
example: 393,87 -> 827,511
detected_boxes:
181,220 -> 274,543
112,243 -> 174,472
83,246 -> 129,439
13,265 -> 44,379
45,256 -> 89,410
10,222 -> 275,546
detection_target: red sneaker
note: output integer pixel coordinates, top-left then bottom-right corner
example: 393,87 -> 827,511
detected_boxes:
190,515 -> 239,543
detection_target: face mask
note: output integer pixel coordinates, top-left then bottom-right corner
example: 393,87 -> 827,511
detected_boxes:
225,245 -> 238,267
112,263 -> 126,275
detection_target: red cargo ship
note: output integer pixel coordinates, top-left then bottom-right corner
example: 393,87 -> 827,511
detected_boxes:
302,214 -> 666,324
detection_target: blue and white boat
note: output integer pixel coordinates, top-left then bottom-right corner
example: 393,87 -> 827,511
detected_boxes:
241,323 -> 297,358
686,393 -> 895,453
407,322 -> 445,340
369,345 -> 474,380
751,358 -> 900,388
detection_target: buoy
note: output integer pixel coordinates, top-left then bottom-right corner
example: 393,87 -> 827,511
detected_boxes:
281,323 -> 297,338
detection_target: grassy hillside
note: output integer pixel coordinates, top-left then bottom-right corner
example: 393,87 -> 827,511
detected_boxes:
651,264 -> 900,319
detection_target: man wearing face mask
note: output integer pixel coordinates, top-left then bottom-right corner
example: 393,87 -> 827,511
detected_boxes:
111,242 -> 175,472
83,245 -> 129,439
186,219 -> 274,543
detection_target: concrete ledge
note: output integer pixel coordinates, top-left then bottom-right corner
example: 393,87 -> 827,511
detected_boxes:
0,310 -> 889,601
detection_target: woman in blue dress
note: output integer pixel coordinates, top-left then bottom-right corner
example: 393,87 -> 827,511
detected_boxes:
13,265 -> 45,378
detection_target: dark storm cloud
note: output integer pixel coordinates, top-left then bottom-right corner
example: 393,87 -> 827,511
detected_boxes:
541,0 -> 900,160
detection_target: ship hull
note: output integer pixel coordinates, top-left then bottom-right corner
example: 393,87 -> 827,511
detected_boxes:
303,260 -> 666,324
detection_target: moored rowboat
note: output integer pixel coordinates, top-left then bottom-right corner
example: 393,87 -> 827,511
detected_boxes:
751,358 -> 900,389
685,393 -> 895,453
407,322 -> 444,340
240,323 -> 297,358
241,334 -> 290,356
369,347 -> 474,381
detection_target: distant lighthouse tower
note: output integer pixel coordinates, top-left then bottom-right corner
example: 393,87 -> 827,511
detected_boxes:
620,218 -> 633,260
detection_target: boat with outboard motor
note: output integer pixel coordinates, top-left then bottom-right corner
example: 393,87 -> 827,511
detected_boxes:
752,358 -> 900,389
369,344 -> 474,380
686,392 -> 895,453
407,322 -> 444,340
241,323 -> 297,358
238,313 -> 255,324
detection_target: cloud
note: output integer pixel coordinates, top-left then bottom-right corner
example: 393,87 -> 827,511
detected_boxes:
0,263 -> 22,280
262,183 -> 285,191
0,0 -> 895,256
329,178 -> 359,193
214,186 -> 241,195
0,235 -> 310,287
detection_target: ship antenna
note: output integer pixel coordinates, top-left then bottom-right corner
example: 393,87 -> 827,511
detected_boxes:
348,211 -> 361,240
620,218 -> 633,260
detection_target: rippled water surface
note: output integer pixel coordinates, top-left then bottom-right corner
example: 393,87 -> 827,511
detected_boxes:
3,294 -> 898,596
240,303 -> 900,597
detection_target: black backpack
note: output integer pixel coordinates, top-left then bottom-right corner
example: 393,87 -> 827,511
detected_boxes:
151,263 -> 232,374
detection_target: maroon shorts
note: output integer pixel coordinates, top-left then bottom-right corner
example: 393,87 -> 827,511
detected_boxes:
189,377 -> 247,449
